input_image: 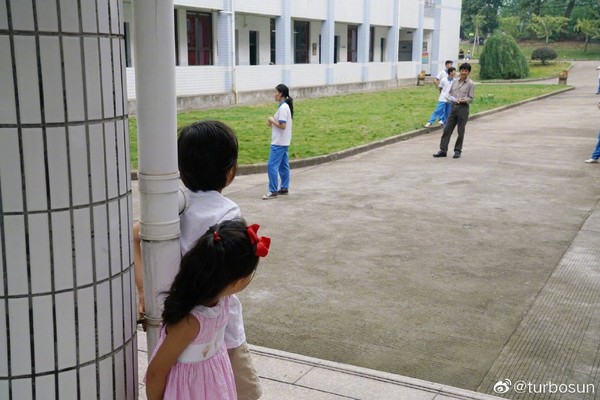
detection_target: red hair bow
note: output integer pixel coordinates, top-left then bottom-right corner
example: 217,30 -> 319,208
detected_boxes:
246,224 -> 271,257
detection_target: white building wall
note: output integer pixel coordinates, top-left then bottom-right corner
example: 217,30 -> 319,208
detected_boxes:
124,0 -> 462,101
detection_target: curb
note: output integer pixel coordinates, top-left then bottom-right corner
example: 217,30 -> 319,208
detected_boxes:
130,85 -> 573,181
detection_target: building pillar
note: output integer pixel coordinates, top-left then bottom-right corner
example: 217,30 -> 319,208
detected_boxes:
132,0 -> 181,354
321,0 -> 336,84
413,0 -> 425,76
276,0 -> 292,84
389,0 -> 400,79
217,0 -> 236,95
0,0 -> 136,399
358,0 -> 370,81
430,0 -> 443,76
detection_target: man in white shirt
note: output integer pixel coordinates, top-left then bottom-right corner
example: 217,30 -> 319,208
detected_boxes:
433,60 -> 454,89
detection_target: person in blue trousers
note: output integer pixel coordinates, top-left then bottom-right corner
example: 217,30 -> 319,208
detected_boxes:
585,99 -> 600,163
425,67 -> 456,127
263,84 -> 294,199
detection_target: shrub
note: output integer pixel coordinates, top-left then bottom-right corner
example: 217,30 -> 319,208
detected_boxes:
479,34 -> 529,80
531,47 -> 558,64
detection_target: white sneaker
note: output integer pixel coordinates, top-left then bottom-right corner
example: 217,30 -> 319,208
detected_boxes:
585,158 -> 598,163
424,122 -> 432,128
439,121 -> 444,125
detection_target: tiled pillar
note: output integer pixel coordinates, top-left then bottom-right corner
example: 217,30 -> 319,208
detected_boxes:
388,0 -> 400,79
321,0 -> 335,84
276,0 -> 292,84
413,0 -> 425,75
358,0 -> 370,81
0,0 -> 136,399
430,0 -> 443,76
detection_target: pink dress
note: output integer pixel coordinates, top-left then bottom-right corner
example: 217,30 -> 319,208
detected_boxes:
149,296 -> 237,400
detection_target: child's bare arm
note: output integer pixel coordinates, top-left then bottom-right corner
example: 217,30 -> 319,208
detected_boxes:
146,316 -> 200,400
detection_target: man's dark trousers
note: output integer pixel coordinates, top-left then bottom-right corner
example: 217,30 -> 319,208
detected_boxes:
440,103 -> 469,153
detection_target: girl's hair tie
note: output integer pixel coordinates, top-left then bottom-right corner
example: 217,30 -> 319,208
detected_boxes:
213,230 -> 221,242
246,224 -> 271,257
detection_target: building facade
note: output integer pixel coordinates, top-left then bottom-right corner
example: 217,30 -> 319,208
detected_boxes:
123,0 -> 462,110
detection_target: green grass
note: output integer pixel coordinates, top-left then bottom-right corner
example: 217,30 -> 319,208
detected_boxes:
467,61 -> 570,81
461,40 -> 600,61
129,83 -> 564,169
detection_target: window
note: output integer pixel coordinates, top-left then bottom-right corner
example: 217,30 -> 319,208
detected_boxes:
294,20 -> 310,63
249,31 -> 258,65
369,27 -> 374,62
347,25 -> 358,62
270,18 -> 276,64
380,37 -> 386,62
187,11 -> 213,65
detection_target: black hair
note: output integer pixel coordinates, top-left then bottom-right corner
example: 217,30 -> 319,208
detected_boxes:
177,120 -> 238,192
161,219 -> 260,326
447,67 -> 456,74
276,83 -> 294,118
459,63 -> 472,72
445,60 -> 454,66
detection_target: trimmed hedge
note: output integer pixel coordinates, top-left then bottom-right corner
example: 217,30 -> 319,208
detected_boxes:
531,47 -> 558,64
479,34 -> 529,80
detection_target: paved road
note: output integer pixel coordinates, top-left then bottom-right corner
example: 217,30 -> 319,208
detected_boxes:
222,61 -> 600,394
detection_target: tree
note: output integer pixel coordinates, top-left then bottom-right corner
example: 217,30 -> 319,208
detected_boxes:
529,14 -> 569,43
498,16 -> 522,39
471,14 -> 486,56
531,47 -> 558,64
575,18 -> 600,52
460,0 -> 503,39
479,33 -> 529,80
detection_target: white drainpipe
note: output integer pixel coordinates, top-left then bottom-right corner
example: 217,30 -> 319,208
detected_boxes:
132,0 -> 181,353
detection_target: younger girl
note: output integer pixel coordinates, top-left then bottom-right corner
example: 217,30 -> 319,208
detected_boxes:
145,219 -> 270,400
263,83 -> 294,199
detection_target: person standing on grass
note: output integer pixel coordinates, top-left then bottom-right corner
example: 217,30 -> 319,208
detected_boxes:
433,63 -> 475,159
434,60 -> 454,88
263,83 -> 294,200
425,67 -> 456,127
585,99 -> 600,163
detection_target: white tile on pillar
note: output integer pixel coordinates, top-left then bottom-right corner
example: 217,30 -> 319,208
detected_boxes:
0,0 -> 7,29
62,37 -> 85,122
68,125 -> 90,207
121,197 -> 132,270
28,213 -> 52,294
0,37 -> 16,124
32,295 -> 55,373
0,300 -> 6,375
0,129 -> 22,212
0,230 -> 3,297
35,375 -> 56,400
113,349 -> 126,400
79,364 -> 98,399
55,291 -> 76,370
5,216 -> 28,296
112,39 -> 124,116
73,208 -> 93,286
126,339 -> 139,399
14,36 -> 41,124
58,370 -> 78,400
97,0 -> 110,34
35,0 -> 59,32
80,0 -> 97,34
99,358 -> 114,400
40,36 -> 65,124
108,200 -> 120,275
12,379 -> 32,400
22,128 -> 48,212
97,281 -> 111,357
100,38 -> 114,118
93,205 -> 110,281
9,298 -> 31,375
46,128 -> 70,209
112,275 -> 124,348
51,211 -> 74,291
115,121 -> 127,196
89,123 -> 107,203
123,120 -> 132,192
123,268 -> 134,337
110,0 -> 119,34
104,122 -> 118,198
10,0 -> 34,30
84,37 -> 102,120
77,286 -> 96,364
0,380 -> 7,400
59,0 -> 79,33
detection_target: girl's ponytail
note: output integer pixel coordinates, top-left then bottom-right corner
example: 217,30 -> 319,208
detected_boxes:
276,83 -> 294,118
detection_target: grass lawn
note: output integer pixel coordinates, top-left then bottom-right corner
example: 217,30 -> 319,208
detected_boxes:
460,40 -> 600,61
129,83 -> 564,169
467,61 -> 570,81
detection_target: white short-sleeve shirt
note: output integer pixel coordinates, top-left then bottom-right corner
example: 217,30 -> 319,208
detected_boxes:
271,101 -> 292,146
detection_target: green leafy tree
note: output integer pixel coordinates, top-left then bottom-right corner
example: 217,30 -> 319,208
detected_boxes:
461,0 -> 503,38
498,16 -> 522,39
529,14 -> 569,43
575,18 -> 600,52
479,33 -> 529,80
471,14 -> 486,56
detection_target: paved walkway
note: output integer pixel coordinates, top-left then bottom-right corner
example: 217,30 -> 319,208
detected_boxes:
135,61 -> 600,399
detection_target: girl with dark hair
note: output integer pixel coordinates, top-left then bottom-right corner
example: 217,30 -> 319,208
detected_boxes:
145,219 -> 270,400
263,83 -> 294,199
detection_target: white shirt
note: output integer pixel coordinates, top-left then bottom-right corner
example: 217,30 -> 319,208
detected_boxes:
271,101 -> 292,146
179,188 -> 246,348
436,69 -> 448,82
438,77 -> 454,102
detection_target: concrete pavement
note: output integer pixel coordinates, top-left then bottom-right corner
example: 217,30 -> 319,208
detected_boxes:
135,61 -> 600,399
